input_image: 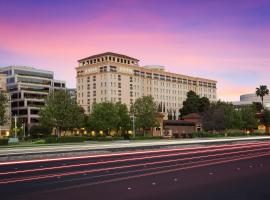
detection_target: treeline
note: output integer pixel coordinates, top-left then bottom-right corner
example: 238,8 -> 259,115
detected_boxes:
38,91 -> 158,138
180,90 -> 270,133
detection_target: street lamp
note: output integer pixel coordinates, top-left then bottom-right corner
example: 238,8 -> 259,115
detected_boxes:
14,115 -> 17,139
131,113 -> 136,138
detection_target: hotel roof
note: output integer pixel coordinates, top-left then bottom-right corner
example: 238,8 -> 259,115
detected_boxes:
78,52 -> 139,62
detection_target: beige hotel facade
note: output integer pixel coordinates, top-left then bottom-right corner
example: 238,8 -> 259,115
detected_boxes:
76,52 -> 217,118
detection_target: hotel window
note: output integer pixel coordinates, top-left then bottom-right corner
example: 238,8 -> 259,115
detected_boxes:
93,91 -> 96,97
118,82 -> 121,88
93,76 -> 96,81
118,75 -> 121,81
93,83 -> 96,89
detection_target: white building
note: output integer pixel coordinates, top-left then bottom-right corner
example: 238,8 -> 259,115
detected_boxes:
0,66 -> 66,129
76,52 -> 217,118
233,93 -> 270,109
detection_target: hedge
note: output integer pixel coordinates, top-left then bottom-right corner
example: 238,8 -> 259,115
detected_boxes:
0,139 -> 9,145
45,136 -> 89,143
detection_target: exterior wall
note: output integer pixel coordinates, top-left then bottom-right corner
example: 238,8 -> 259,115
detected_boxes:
0,73 -> 11,137
0,66 -> 66,129
233,93 -> 270,109
76,52 -> 217,117
164,125 -> 195,137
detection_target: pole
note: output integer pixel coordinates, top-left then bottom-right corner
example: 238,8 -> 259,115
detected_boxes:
132,113 -> 135,138
22,123 -> 25,138
14,115 -> 17,139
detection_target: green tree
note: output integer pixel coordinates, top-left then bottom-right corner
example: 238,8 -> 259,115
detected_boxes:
199,97 -> 210,113
0,92 -> 7,126
253,102 -> 263,113
261,109 -> 270,134
39,91 -> 85,137
180,91 -> 210,117
256,85 -> 269,109
28,125 -> 52,139
131,96 -> 157,135
115,102 -> 132,135
88,102 -> 119,134
203,101 -> 244,131
241,106 -> 258,131
180,91 -> 200,117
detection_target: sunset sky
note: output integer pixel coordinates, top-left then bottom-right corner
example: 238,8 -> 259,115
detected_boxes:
0,0 -> 269,101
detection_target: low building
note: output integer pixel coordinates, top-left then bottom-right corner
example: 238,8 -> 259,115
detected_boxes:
182,113 -> 203,132
163,120 -> 196,138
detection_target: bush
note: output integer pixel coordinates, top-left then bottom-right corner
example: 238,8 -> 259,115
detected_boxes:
45,137 -> 58,143
29,125 -> 52,139
192,132 -> 224,138
0,139 -> 9,145
130,136 -> 164,140
32,139 -> 45,144
87,136 -> 124,141
59,136 -> 88,143
45,136 -> 89,144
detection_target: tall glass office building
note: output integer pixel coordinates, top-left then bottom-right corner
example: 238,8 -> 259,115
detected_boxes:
0,66 -> 66,129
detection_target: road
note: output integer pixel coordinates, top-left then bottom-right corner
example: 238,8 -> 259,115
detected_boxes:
1,136 -> 270,161
1,141 -> 270,200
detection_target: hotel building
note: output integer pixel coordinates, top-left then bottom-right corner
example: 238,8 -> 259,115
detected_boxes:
76,52 -> 217,117
0,66 -> 66,129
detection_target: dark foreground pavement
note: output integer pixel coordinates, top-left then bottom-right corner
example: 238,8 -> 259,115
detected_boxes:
1,141 -> 270,200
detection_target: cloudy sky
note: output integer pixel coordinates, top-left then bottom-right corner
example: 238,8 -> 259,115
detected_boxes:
0,0 -> 269,101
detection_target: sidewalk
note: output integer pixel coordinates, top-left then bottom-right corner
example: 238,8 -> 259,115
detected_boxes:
0,136 -> 270,162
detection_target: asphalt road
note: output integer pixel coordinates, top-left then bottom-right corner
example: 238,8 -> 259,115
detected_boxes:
1,141 -> 270,200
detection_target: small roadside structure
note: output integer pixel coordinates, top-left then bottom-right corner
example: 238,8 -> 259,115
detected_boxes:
163,120 -> 196,138
182,113 -> 203,132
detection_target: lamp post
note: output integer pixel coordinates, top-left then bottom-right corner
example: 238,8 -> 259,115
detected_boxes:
14,115 -> 17,139
132,113 -> 136,138
22,123 -> 25,138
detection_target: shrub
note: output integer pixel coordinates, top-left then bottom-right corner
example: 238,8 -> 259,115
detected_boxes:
32,139 -> 45,144
29,125 -> 52,139
45,136 -> 89,143
129,136 -> 164,140
45,137 -> 58,144
59,136 -> 88,143
0,139 -> 9,145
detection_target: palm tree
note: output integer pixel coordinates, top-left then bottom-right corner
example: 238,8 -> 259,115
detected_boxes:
256,85 -> 269,109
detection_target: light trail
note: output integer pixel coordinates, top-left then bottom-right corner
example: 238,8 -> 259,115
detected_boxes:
0,141 -> 268,166
0,141 -> 268,175
42,151 -> 270,194
1,144 -> 270,185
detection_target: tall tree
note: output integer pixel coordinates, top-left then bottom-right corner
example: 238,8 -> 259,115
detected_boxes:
253,102 -> 263,113
261,109 -> 270,134
179,91 -> 210,117
241,106 -> 258,131
87,102 -> 119,134
39,91 -> 85,137
179,91 -> 200,117
0,92 -> 7,126
256,85 -> 269,109
115,102 -> 132,134
131,96 -> 157,134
